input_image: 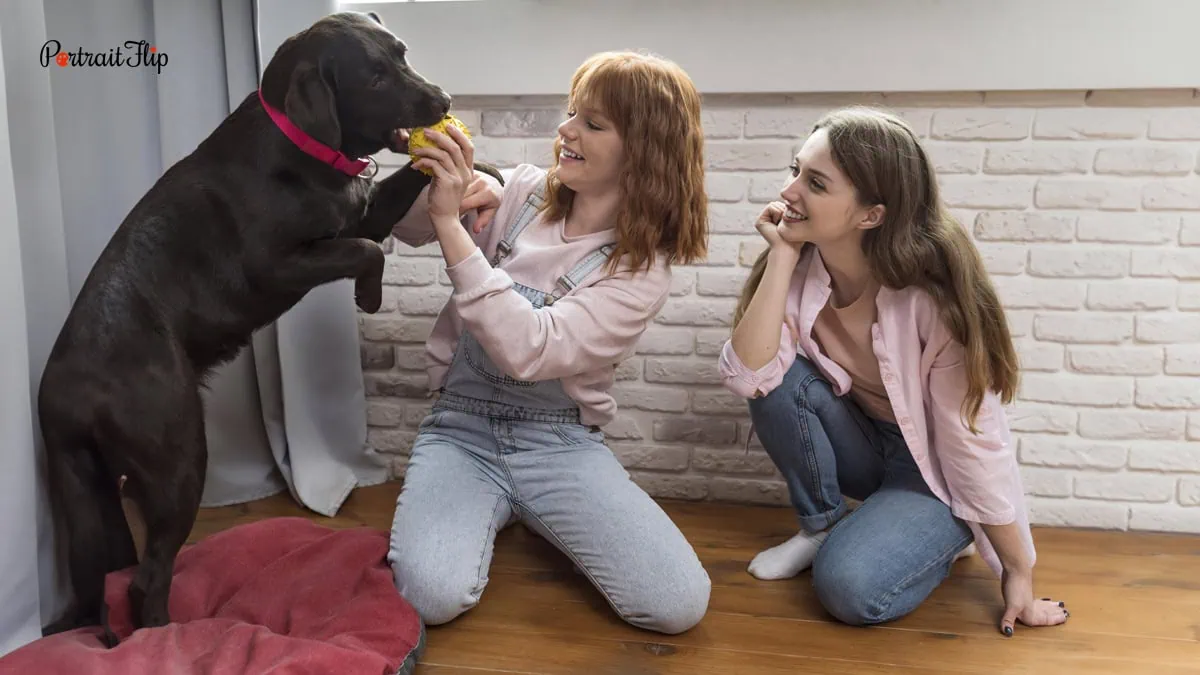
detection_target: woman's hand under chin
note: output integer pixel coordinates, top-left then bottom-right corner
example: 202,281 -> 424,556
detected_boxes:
757,201 -> 805,259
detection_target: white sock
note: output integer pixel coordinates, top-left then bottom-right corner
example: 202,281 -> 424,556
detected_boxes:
749,528 -> 973,581
747,529 -> 830,580
953,542 -> 976,561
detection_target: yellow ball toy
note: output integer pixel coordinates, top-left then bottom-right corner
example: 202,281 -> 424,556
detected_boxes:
407,115 -> 472,176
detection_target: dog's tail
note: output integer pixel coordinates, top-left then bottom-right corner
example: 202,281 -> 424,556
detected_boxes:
41,426 -> 137,638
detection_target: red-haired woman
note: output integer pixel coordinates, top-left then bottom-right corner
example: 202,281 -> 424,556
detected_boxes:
386,50 -> 712,634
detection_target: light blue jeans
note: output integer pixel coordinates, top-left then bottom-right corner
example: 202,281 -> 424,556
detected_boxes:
387,408 -> 711,634
748,356 -> 974,625
387,208 -> 710,635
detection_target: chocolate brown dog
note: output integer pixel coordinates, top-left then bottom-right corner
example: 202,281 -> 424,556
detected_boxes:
37,10 -> 495,639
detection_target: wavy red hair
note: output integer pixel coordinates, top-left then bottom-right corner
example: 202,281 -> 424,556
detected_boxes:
540,50 -> 708,273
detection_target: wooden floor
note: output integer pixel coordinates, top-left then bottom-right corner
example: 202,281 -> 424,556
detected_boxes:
190,482 -> 1200,674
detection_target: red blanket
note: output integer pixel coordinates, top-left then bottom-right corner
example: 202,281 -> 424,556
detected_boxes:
0,517 -> 424,675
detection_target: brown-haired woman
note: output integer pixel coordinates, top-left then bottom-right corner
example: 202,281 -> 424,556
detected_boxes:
719,106 -> 1069,637
385,50 -> 711,634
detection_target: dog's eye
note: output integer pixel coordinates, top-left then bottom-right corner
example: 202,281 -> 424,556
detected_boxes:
369,64 -> 387,88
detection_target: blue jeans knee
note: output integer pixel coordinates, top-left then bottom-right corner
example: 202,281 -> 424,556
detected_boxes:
747,356 -> 834,420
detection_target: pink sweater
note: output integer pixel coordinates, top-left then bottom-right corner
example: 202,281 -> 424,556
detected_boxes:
718,246 -> 1035,578
389,164 -> 671,426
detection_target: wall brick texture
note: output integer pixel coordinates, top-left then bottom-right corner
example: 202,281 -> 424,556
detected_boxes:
363,89 -> 1200,535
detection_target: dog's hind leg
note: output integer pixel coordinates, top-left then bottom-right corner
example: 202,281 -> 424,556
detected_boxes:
40,427 -> 137,638
122,388 -> 207,630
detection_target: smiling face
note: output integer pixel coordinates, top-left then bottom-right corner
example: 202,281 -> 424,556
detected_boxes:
553,101 -> 625,197
538,50 -> 709,271
775,128 -> 884,247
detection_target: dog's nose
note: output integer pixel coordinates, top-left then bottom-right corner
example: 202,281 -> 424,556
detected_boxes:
437,90 -> 452,115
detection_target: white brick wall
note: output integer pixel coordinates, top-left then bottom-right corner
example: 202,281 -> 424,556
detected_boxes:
362,89 -> 1200,535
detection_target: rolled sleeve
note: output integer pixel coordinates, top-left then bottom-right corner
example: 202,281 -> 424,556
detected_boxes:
718,324 -> 796,399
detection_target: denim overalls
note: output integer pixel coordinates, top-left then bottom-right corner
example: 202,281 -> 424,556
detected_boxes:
387,182 -> 711,634
432,183 -> 614,425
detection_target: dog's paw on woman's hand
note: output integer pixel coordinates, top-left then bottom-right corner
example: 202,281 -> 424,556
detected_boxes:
460,175 -> 502,233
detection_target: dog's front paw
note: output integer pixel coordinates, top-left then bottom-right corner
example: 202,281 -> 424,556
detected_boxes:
355,283 -> 383,313
354,245 -> 385,313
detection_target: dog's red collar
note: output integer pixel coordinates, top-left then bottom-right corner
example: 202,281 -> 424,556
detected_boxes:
257,89 -> 370,177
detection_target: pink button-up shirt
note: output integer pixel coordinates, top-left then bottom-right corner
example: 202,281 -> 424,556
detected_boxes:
718,246 -> 1035,577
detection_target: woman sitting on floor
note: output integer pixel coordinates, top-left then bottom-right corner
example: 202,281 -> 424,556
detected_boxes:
719,106 -> 1070,637
385,50 -> 712,634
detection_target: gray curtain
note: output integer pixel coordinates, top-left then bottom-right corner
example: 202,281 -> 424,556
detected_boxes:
0,0 -> 385,655
0,20 -> 49,657
232,0 -> 392,517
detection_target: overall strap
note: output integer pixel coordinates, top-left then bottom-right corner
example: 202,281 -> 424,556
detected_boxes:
545,243 -> 617,306
491,181 -> 547,266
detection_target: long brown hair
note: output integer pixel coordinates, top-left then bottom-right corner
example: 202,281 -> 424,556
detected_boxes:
540,51 -> 708,272
733,107 -> 1018,433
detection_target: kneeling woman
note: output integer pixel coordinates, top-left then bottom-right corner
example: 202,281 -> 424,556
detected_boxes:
719,107 -> 1069,637
386,51 -> 712,634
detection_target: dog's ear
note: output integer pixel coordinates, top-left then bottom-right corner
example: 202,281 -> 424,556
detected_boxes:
365,11 -> 384,25
284,57 -> 341,149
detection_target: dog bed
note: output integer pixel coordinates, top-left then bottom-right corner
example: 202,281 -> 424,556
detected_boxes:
0,517 -> 424,675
